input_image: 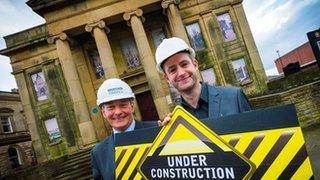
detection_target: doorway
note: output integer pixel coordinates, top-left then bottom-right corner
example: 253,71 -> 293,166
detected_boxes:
136,91 -> 159,121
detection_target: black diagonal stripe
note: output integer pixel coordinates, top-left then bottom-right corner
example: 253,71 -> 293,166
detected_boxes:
243,135 -> 265,158
115,149 -> 127,167
228,137 -> 240,147
128,146 -> 151,180
278,144 -> 308,179
117,148 -> 139,179
310,175 -> 314,180
251,132 -> 294,179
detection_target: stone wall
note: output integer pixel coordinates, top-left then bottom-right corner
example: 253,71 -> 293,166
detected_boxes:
1,156 -> 65,180
250,80 -> 320,128
249,80 -> 320,177
0,91 -> 26,132
0,141 -> 35,177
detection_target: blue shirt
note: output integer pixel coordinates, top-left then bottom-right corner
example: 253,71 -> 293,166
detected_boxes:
113,120 -> 136,134
180,83 -> 209,119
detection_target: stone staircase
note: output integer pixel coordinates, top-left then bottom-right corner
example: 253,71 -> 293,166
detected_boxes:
52,147 -> 93,180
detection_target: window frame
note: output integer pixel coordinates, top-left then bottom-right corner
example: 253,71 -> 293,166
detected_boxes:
8,147 -> 22,169
30,71 -> 50,102
185,21 -> 207,52
231,58 -> 251,85
216,12 -> 237,42
1,116 -> 13,133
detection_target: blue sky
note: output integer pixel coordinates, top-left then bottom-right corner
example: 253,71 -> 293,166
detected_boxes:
0,0 -> 320,91
243,0 -> 320,75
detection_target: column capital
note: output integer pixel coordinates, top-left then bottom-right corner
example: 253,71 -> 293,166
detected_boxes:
85,20 -> 110,34
47,32 -> 68,44
161,0 -> 181,9
123,9 -> 145,25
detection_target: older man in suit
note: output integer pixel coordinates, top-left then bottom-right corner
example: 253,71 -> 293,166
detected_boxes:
91,78 -> 157,179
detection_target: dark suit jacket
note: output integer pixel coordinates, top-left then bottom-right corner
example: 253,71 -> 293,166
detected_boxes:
90,121 -> 157,180
205,85 -> 251,119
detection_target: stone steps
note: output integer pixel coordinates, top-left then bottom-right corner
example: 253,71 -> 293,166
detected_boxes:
52,147 -> 93,180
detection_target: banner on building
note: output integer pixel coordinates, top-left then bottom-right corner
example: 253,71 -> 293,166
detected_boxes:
115,104 -> 314,179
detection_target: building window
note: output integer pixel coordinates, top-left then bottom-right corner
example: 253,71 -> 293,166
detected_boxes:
201,68 -> 216,85
1,116 -> 13,133
87,49 -> 104,79
31,72 -> 49,101
151,28 -> 166,48
44,118 -> 62,143
120,38 -> 141,69
231,58 -> 250,84
217,13 -> 237,42
8,147 -> 22,169
185,22 -> 206,52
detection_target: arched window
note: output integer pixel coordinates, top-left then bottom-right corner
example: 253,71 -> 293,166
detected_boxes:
8,147 -> 22,169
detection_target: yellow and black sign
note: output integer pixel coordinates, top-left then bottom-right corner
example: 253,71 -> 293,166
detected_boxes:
138,106 -> 255,179
115,104 -> 314,179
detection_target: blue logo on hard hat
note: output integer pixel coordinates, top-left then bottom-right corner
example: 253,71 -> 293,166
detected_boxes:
108,87 -> 124,95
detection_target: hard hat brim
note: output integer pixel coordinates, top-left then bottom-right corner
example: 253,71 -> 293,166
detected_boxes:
97,94 -> 135,106
156,47 -> 196,73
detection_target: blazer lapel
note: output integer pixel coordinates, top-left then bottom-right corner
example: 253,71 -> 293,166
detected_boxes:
105,134 -> 115,177
208,85 -> 221,119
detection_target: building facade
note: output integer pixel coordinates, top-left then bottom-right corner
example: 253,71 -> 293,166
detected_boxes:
0,0 -> 266,162
275,42 -> 317,74
0,91 -> 36,177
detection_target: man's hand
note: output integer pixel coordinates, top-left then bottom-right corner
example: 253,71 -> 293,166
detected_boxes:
157,113 -> 173,127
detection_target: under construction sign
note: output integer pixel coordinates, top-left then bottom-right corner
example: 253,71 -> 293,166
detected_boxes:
139,107 -> 255,179
115,104 -> 314,179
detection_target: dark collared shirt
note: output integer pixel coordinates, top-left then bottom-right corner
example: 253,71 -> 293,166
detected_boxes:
180,83 -> 209,119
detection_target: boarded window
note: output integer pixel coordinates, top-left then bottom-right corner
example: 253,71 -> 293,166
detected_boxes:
201,68 -> 216,85
217,13 -> 237,42
120,38 -> 141,69
31,72 -> 49,101
151,28 -> 166,48
186,22 -> 206,51
44,118 -> 62,143
87,50 -> 104,79
232,58 -> 250,84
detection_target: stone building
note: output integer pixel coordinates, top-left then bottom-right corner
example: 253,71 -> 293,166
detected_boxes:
0,0 -> 267,163
0,91 -> 36,177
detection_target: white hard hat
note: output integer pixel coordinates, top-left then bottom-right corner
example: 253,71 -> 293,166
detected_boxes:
155,37 -> 195,72
96,78 -> 135,106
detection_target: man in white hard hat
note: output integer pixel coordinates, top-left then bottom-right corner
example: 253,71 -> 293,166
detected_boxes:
91,78 -> 157,179
155,37 -> 251,120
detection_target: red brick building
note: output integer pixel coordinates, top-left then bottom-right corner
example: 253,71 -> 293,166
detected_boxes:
275,42 -> 316,74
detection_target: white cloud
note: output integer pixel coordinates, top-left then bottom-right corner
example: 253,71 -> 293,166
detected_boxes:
0,55 -> 17,91
265,67 -> 279,76
243,0 -> 320,74
244,0 -> 317,42
0,0 -> 45,37
0,0 -> 44,91
0,0 -> 17,14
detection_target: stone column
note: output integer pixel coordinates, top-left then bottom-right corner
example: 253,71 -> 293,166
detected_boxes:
85,20 -> 119,79
47,33 -> 97,145
161,0 -> 189,44
233,4 -> 267,90
162,0 -> 203,81
123,9 -> 170,119
13,71 -> 47,162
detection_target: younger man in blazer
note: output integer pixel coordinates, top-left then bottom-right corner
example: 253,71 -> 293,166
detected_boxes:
155,37 -> 251,121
